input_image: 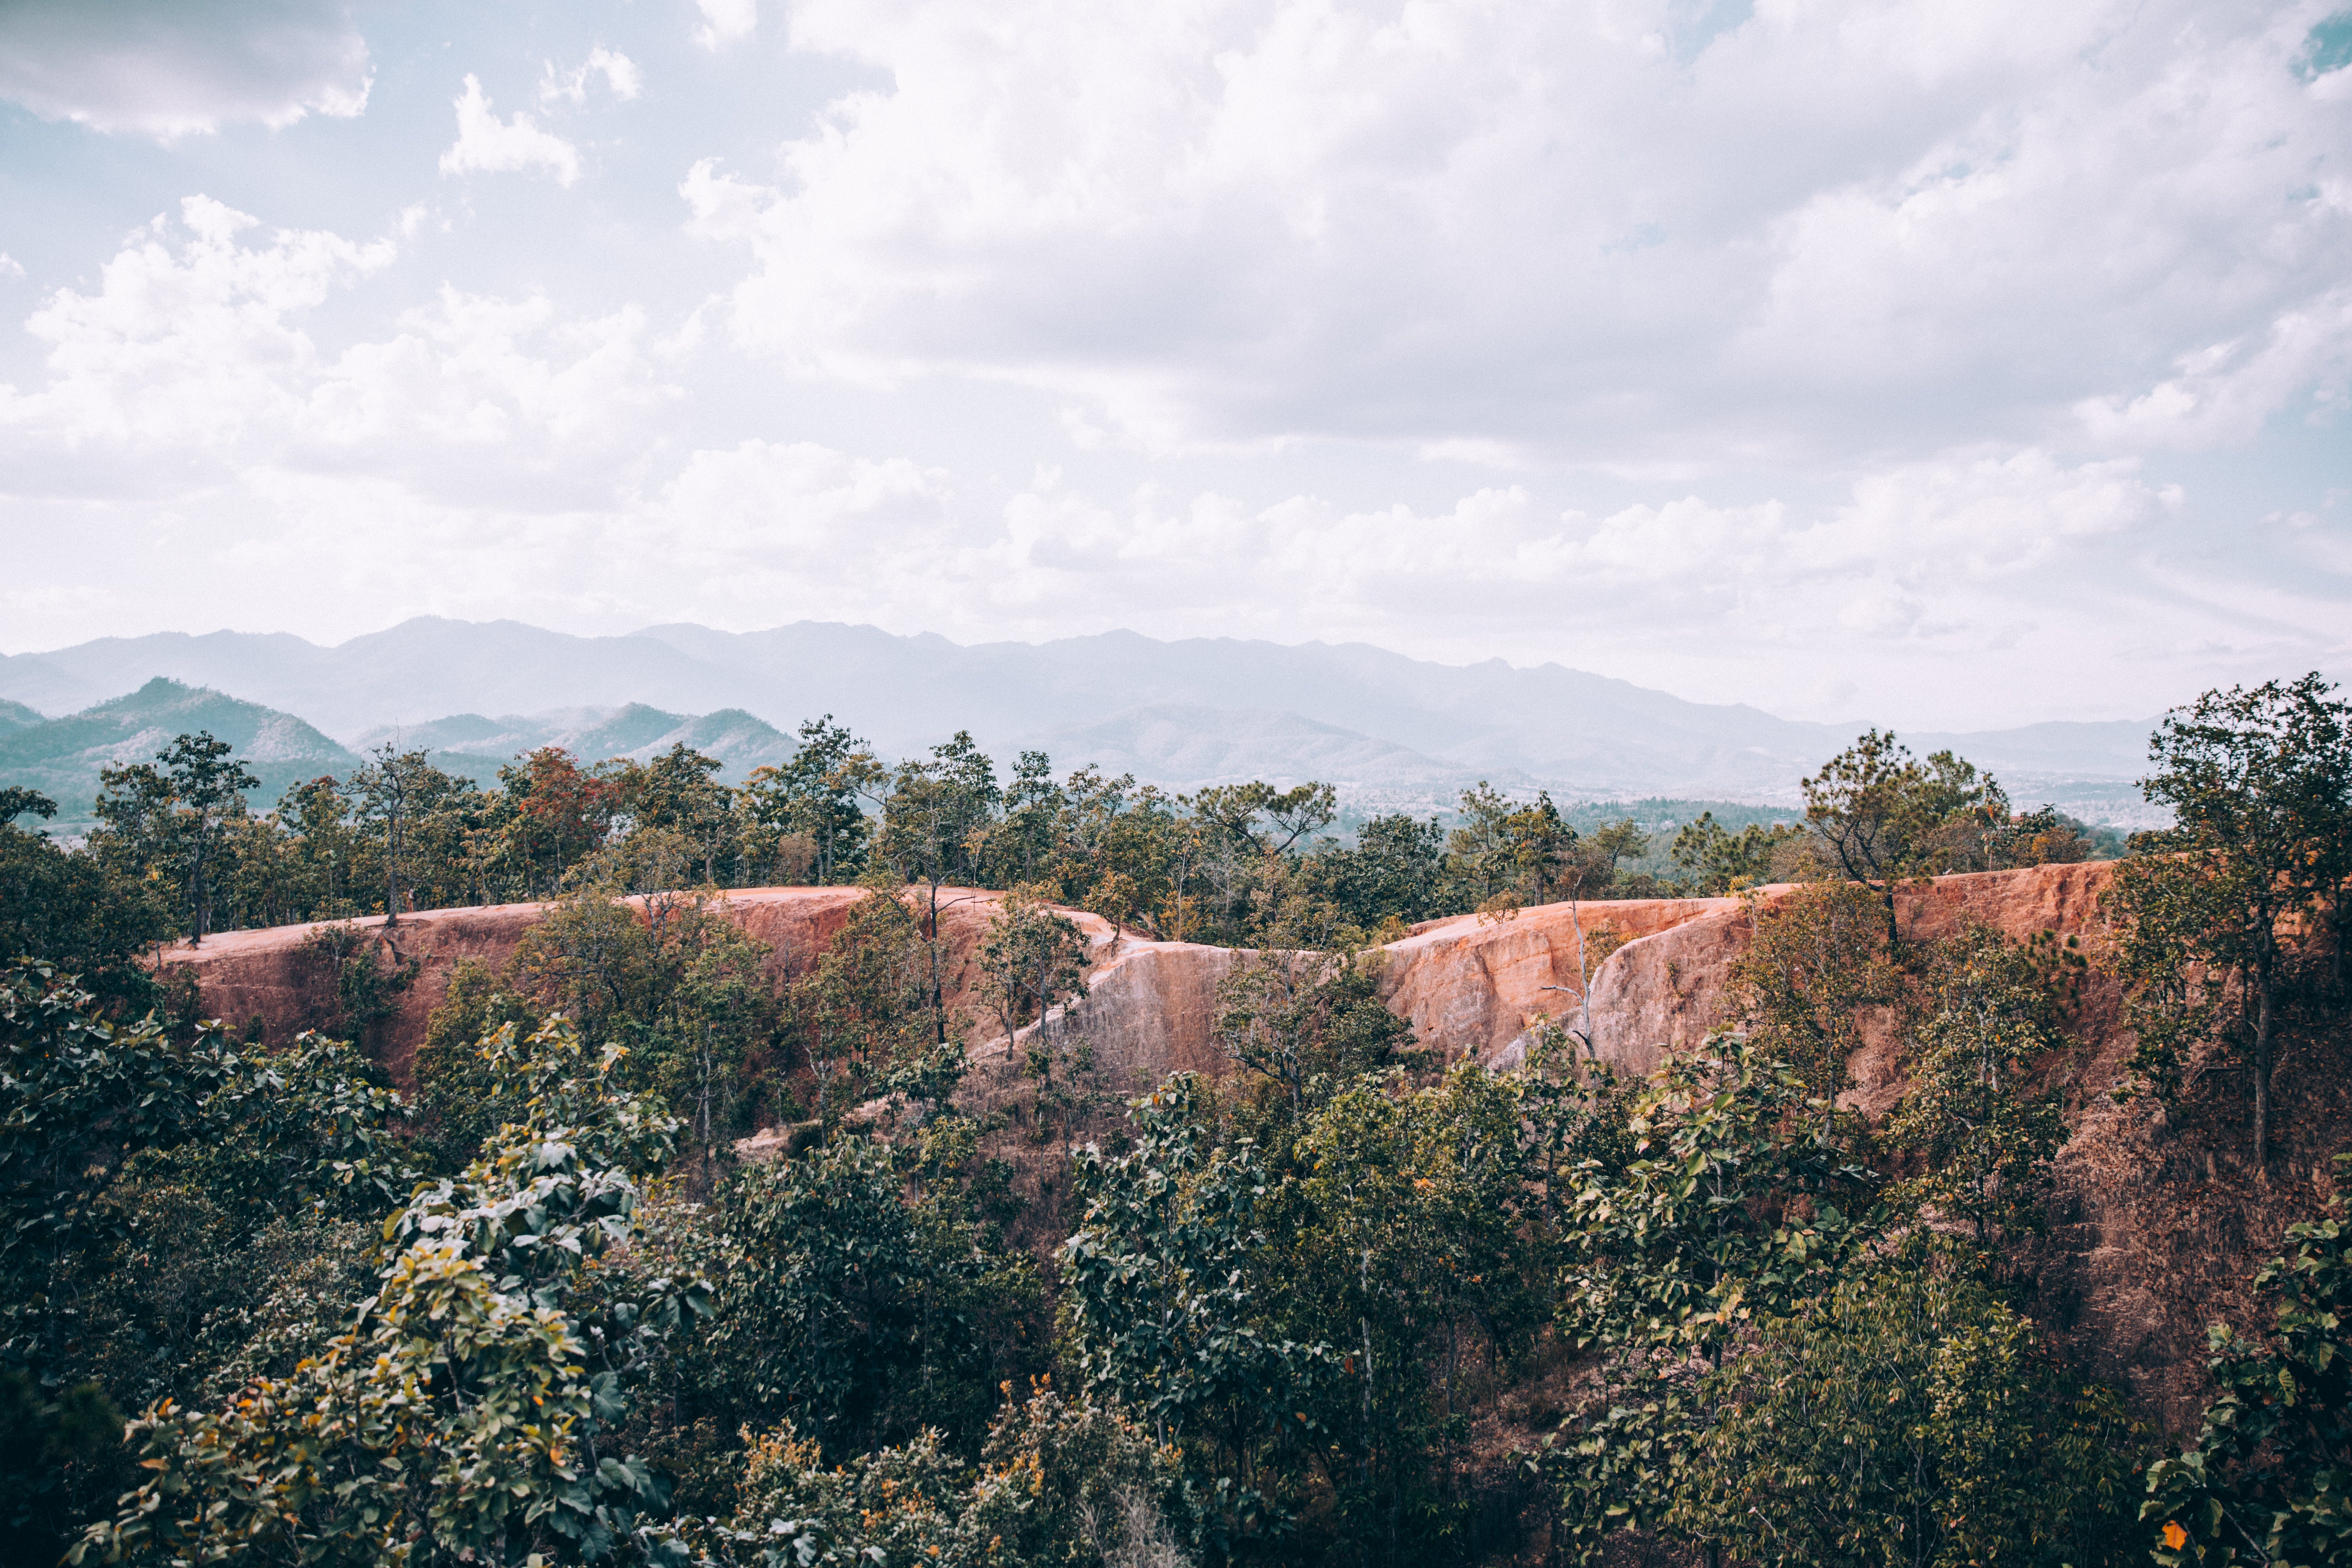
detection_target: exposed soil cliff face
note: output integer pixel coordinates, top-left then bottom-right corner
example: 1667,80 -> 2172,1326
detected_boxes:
1380,896 -> 1738,1063
161,886 -> 1009,1088
160,864 -> 2351,1432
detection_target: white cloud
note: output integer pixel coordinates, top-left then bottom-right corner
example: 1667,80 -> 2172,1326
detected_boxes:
0,197 -> 395,449
0,255 -> 24,281
0,197 -> 676,479
694,0 -> 758,51
0,0 -> 369,138
439,76 -> 582,186
542,48 -> 644,106
2072,288 -> 2352,450
681,0 -> 2352,465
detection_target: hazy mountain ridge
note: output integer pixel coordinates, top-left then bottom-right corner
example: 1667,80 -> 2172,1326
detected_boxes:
0,618 -> 2165,811
1024,703 -> 1549,794
354,703 -> 797,784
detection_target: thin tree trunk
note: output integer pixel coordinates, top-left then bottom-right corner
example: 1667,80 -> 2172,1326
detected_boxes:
2253,965 -> 2275,1177
189,838 -> 207,946
927,876 -> 947,1043
386,812 -> 402,929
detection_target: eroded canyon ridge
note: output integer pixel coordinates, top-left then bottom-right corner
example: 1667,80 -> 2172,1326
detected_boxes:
2,677 -> 2347,1568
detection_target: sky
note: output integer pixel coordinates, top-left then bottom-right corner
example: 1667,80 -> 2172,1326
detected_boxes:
0,0 -> 2347,731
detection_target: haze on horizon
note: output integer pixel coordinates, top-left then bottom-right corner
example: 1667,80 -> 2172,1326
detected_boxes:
1,0 -> 2348,734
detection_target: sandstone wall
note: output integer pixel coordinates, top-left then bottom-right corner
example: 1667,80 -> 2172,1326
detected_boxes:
1379,896 -> 1736,1065
163,885 -> 1021,1087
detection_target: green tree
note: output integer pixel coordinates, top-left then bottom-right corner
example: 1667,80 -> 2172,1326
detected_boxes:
294,920 -> 421,1050
1802,731 -> 2002,942
782,887 -> 940,1130
1577,817 -> 1650,893
1185,781 -> 1339,940
1670,810 -> 1801,895
0,786 -> 55,829
710,1135 -> 1041,1457
0,792 -> 168,1011
1046,766 -> 1179,939
2106,674 -> 2352,1170
343,743 -> 435,926
1211,953 -> 1415,1117
878,733 -> 1003,1036
1061,1075 -> 1342,1548
1441,782 -> 1525,907
415,959 -> 544,1158
503,885 -> 659,1046
276,774 -> 375,919
95,730 -> 260,946
1276,1065 -> 1547,1562
742,716 -> 880,886
979,887 -> 1090,1046
1684,1263 -> 2143,1568
2145,1152 -> 2352,1566
0,963 -> 240,1324
1,1371 -> 130,1568
703,1384 -> 1192,1568
1884,923 -> 2073,1247
1310,812 -> 1445,929
975,748 -> 1066,889
74,1017 -> 710,1568
1,962 -> 420,1558
1724,881 -> 1903,1142
1540,1038 -> 1879,1563
616,744 -> 738,886
655,906 -> 777,1151
979,888 -> 1102,1156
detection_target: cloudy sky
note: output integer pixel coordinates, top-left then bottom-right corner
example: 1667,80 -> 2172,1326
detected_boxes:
0,0 -> 2347,729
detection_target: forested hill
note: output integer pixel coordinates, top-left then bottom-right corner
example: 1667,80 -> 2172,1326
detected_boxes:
0,678 -> 358,822
0,681 -> 799,827
0,618 -> 2159,804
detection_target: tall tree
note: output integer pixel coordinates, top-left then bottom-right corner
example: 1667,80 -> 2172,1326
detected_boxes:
2,792 -> 170,1007
742,716 -> 881,885
95,731 -> 259,947
497,746 -> 620,894
1724,880 -> 1902,1142
1803,731 -> 2004,943
1311,812 -> 1445,929
615,743 -> 735,885
1441,782 -> 1523,906
877,733 -> 1002,1038
343,744 -> 435,928
2145,1154 -> 2352,1567
1670,811 -> 1801,895
2106,673 -> 2352,1171
1884,923 -> 2072,1247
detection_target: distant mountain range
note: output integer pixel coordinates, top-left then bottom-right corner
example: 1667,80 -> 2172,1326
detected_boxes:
0,619 -> 2169,826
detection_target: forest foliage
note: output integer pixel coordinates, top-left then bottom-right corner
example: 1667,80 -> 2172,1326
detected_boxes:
0,677 -> 2346,1567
